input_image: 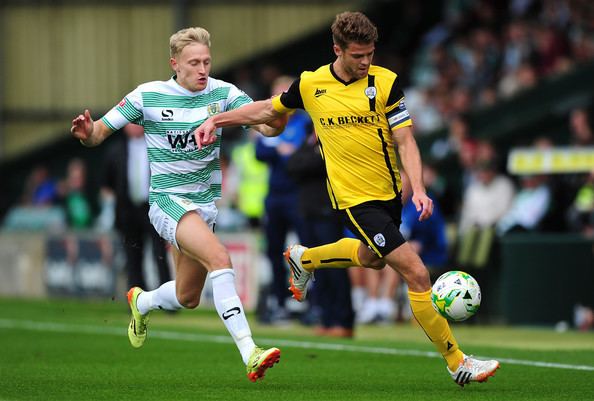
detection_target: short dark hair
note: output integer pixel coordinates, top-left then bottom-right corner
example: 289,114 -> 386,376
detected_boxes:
331,11 -> 378,49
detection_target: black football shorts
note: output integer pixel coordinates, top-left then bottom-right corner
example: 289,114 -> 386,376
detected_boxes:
339,196 -> 406,258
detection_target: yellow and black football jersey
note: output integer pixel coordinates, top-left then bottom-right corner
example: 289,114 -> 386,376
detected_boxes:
271,63 -> 413,209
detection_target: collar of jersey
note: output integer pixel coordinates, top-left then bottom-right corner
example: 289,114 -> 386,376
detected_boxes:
329,63 -> 360,86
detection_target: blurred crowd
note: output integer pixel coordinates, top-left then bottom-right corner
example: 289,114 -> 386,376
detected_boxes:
402,0 -> 594,133
2,0 -> 594,331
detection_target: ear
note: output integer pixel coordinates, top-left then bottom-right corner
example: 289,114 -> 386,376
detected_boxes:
169,57 -> 178,72
332,44 -> 342,57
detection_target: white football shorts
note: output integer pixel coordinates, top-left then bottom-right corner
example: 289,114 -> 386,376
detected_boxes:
148,194 -> 218,249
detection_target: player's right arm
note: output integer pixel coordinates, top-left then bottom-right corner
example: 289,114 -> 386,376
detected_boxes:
195,99 -> 285,148
196,78 -> 303,147
71,109 -> 114,147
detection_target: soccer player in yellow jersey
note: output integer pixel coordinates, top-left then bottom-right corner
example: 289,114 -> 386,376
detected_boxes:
195,11 -> 499,386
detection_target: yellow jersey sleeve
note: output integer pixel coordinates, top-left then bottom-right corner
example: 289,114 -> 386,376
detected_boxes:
271,95 -> 291,113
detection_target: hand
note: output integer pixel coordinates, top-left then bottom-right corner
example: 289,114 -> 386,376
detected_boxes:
267,113 -> 288,130
412,191 -> 434,221
71,109 -> 94,142
194,118 -> 218,149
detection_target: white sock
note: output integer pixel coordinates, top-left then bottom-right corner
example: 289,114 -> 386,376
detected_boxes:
211,268 -> 256,364
351,286 -> 367,313
136,281 -> 183,315
378,297 -> 395,320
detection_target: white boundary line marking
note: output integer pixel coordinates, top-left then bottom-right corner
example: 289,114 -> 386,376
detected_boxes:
1,318 -> 593,372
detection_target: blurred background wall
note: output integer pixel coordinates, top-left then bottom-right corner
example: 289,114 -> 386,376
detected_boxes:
1,0 -> 358,159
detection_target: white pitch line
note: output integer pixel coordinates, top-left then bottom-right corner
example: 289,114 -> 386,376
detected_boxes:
1,318 -> 593,372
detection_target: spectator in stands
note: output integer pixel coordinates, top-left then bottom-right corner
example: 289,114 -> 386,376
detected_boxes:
61,158 -> 92,229
533,25 -> 570,76
226,130 -> 269,229
496,174 -> 552,235
403,87 -> 444,134
286,127 -> 354,337
3,165 -> 66,231
566,170 -> 594,237
101,123 -> 172,290
24,165 -> 60,206
569,107 -> 593,147
455,125 -> 480,194
422,161 -> 456,218
256,75 -> 310,323
498,61 -> 538,98
459,156 -> 515,235
401,169 -> 449,272
501,20 -> 534,76
429,114 -> 471,162
457,156 -> 515,268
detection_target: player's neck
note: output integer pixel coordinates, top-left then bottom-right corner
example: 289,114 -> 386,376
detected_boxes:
332,60 -> 357,83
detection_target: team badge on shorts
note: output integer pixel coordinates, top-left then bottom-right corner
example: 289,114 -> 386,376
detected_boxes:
207,102 -> 221,116
365,86 -> 377,99
373,233 -> 386,247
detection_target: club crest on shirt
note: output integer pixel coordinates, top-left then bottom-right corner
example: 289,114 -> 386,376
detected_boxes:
373,233 -> 386,247
207,102 -> 221,116
364,86 -> 377,99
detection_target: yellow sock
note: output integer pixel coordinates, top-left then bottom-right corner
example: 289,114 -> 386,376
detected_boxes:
408,289 -> 464,371
301,238 -> 361,270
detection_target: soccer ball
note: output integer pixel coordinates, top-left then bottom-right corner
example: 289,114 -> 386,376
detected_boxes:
431,271 -> 481,322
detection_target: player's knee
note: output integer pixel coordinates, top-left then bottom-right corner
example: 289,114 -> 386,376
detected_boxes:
210,253 -> 232,270
364,258 -> 385,270
358,246 -> 384,269
204,246 -> 232,270
178,293 -> 200,309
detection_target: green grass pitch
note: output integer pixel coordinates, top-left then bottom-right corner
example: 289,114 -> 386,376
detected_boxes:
0,297 -> 593,401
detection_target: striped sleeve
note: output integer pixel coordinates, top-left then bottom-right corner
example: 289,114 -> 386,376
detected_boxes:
101,86 -> 144,131
225,84 -> 253,111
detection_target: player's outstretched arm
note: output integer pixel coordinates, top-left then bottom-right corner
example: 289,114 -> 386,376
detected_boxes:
393,125 -> 433,221
253,112 -> 289,137
194,99 -> 285,148
71,109 -> 113,147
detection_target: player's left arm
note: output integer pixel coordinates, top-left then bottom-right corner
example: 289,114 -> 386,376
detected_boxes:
393,125 -> 433,221
385,75 -> 433,221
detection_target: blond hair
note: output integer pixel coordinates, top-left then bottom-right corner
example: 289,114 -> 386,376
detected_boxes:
169,27 -> 211,58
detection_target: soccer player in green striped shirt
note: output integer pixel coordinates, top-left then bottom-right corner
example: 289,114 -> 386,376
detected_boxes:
71,27 -> 285,382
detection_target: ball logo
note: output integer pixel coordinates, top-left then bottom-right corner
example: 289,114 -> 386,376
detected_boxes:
364,86 -> 377,99
373,233 -> 386,247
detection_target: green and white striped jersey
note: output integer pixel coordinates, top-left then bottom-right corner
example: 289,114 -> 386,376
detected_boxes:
101,76 -> 252,205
